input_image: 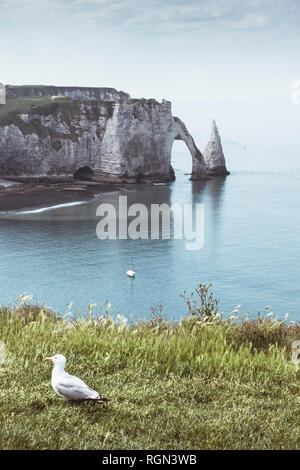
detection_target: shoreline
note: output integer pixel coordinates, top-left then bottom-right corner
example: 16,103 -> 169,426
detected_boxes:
0,179 -> 124,212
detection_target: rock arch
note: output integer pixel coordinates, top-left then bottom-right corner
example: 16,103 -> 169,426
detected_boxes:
0,96 -> 229,182
171,117 -> 208,180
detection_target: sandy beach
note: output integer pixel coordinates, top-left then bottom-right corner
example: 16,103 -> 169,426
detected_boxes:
0,179 -> 121,212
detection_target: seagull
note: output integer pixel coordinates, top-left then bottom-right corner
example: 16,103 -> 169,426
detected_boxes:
45,354 -> 109,403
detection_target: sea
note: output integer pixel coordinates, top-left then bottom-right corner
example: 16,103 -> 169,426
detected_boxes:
0,99 -> 299,321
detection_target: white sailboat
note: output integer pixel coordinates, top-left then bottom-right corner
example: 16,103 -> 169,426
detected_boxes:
127,243 -> 135,277
126,264 -> 135,278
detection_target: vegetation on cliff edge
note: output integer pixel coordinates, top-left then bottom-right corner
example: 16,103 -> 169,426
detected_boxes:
0,97 -> 115,137
0,285 -> 299,450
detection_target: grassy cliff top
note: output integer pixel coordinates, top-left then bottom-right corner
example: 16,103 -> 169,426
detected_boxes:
0,97 -> 115,131
6,84 -> 130,100
0,97 -> 57,120
0,96 -> 164,129
0,284 -> 299,450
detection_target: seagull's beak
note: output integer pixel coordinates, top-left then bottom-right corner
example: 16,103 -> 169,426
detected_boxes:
44,357 -> 53,361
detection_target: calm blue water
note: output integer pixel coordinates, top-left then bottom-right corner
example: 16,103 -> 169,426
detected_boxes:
0,139 -> 300,321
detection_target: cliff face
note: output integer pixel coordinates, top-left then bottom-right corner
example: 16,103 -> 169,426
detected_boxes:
0,101 -> 113,177
98,100 -> 208,181
0,96 -> 212,182
0,88 -> 228,182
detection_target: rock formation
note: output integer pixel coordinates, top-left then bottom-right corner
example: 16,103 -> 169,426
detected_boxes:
203,120 -> 230,176
0,86 -> 229,183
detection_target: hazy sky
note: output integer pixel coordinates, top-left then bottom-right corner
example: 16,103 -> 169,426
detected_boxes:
1,0 -> 300,103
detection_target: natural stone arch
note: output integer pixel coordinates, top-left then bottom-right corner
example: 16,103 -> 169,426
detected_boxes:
170,117 -> 208,180
0,96 -> 229,182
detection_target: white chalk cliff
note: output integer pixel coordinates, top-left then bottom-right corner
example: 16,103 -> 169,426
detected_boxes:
0,87 -> 229,182
203,120 -> 230,176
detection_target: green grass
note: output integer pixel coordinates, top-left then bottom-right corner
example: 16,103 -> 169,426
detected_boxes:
0,97 -> 53,121
0,97 -> 76,140
0,97 -> 114,138
0,286 -> 300,450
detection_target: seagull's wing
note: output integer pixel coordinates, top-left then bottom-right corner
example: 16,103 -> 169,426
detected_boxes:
55,374 -> 100,400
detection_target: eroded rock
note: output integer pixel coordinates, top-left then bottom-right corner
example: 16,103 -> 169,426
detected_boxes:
203,120 -> 230,176
0,89 -> 229,182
